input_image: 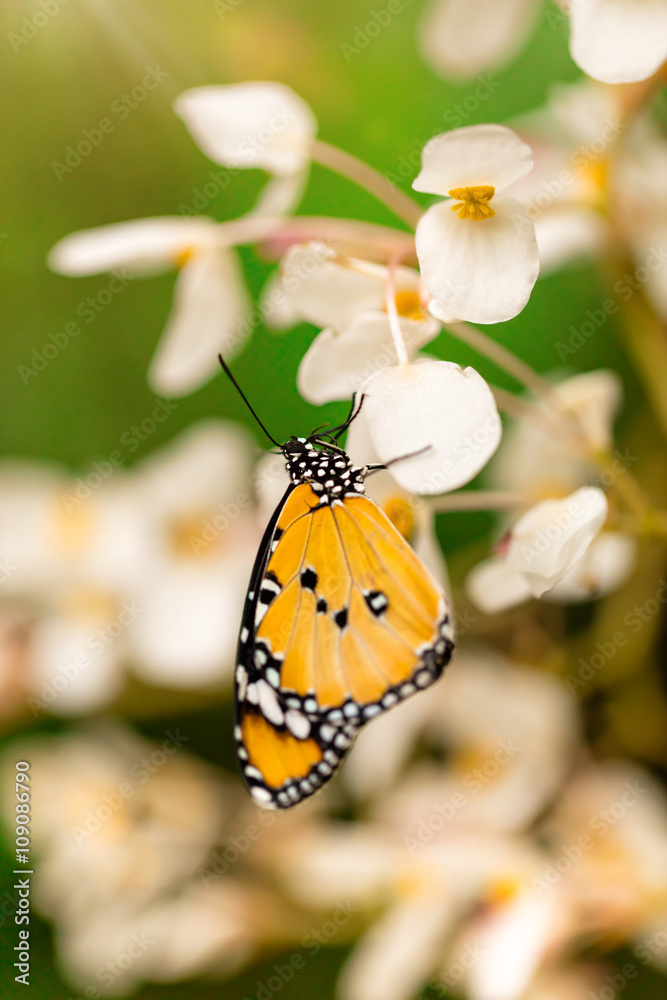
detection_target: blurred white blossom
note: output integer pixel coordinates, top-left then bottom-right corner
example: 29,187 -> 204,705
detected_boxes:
128,420 -> 261,688
418,0 -> 667,84
1,724 -> 288,993
48,217 -> 251,397
174,81 -> 317,214
0,421 -> 263,716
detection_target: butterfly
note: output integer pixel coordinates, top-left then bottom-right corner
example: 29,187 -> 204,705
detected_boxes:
220,358 -> 455,810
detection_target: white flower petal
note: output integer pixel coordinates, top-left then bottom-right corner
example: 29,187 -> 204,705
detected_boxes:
534,208 -> 608,273
148,248 -> 251,396
489,370 -> 622,498
551,369 -> 622,452
544,531 -> 637,602
135,420 -> 256,514
427,298 -> 459,324
48,217 -> 215,276
131,566 -> 245,687
251,168 -> 309,215
281,243 -> 391,330
569,0 -> 667,84
362,360 -> 502,495
283,829 -> 398,907
546,78 -> 623,146
506,487 -> 608,597
259,270 -> 302,331
416,198 -> 539,324
339,896 -> 455,1000
417,0 -> 540,80
32,616 -> 124,715
466,891 -> 555,1000
425,648 -> 579,832
174,82 -> 317,176
466,556 -> 533,613
413,125 -> 534,197
297,312 -> 439,405
345,695 -> 435,800
0,461 -> 69,594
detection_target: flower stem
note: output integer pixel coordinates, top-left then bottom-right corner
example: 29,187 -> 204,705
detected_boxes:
491,386 -> 553,423
249,216 -> 417,264
385,254 -> 410,366
310,139 -> 424,230
445,321 -> 556,403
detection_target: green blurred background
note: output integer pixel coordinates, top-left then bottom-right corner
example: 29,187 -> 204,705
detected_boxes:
0,0 -> 663,997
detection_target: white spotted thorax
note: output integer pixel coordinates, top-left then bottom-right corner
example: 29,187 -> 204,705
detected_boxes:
282,436 -> 367,502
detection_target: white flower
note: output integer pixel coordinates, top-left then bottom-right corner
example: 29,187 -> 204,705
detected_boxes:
48,217 -> 251,396
357,647 -> 579,833
1,724 -> 226,923
614,115 -> 667,322
491,370 -> 623,500
128,420 -> 262,688
0,725 -> 286,992
0,422 -> 262,711
545,761 -> 667,944
279,821 -> 554,1000
467,530 -> 636,613
280,243 -> 440,404
467,487 -> 614,611
545,531 -> 637,602
466,557 -> 534,614
0,462 -> 152,716
413,125 -> 539,323
416,0 -> 667,85
361,359 -> 502,495
417,0 -> 540,80
510,82 -> 620,273
60,880 -> 281,991
174,81 -> 317,214
569,0 -> 667,84
0,460 -> 73,596
505,487 -> 608,598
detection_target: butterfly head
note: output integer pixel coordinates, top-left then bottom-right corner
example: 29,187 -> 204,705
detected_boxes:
281,436 -> 365,497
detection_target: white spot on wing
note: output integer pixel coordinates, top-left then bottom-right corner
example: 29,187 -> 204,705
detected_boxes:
285,710 -> 311,739
236,666 -> 248,700
251,786 -> 275,808
258,680 -> 285,726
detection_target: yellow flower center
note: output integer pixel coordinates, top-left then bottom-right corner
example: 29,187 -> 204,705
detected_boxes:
170,512 -> 228,560
50,495 -> 96,555
393,290 -> 424,321
174,246 -> 197,268
383,495 -> 415,541
576,154 -> 609,208
448,185 -> 496,221
61,588 -> 118,625
484,876 -> 522,909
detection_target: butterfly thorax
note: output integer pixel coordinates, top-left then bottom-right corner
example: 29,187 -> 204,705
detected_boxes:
282,437 -> 365,500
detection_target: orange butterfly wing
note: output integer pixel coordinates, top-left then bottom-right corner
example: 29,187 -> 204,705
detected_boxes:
235,455 -> 454,809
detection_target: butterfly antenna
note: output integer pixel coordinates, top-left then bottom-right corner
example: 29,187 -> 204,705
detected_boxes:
218,354 -> 282,449
332,393 -> 366,441
365,444 -> 432,475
